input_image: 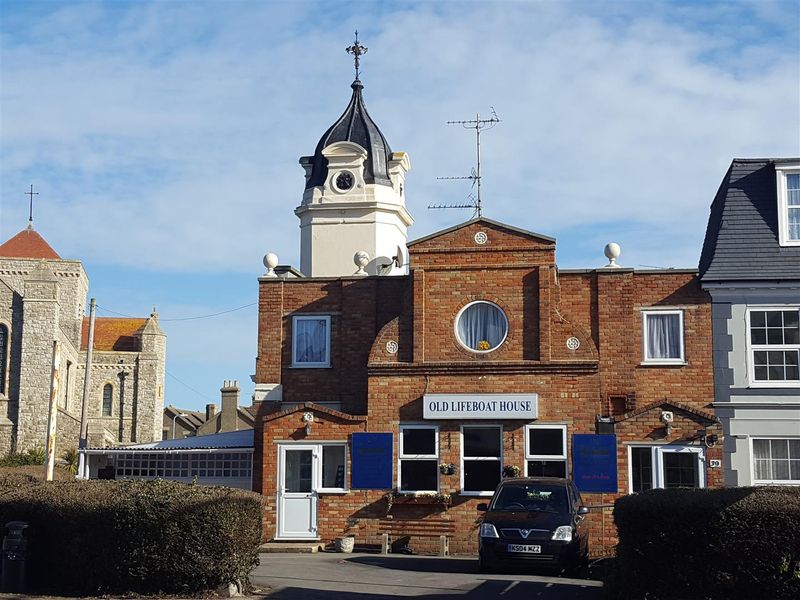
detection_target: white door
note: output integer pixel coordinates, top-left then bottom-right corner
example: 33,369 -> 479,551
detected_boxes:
277,445 -> 318,539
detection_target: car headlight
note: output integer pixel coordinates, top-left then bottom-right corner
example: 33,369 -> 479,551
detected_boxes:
551,525 -> 573,541
480,523 -> 499,538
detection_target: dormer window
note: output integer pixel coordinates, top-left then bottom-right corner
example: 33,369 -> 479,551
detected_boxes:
776,165 -> 800,246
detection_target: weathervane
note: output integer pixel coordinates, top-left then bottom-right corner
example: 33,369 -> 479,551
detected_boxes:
25,184 -> 39,228
429,109 -> 501,218
346,30 -> 368,80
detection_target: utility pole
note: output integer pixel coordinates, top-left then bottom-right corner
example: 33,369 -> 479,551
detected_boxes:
77,298 -> 96,478
44,340 -> 60,481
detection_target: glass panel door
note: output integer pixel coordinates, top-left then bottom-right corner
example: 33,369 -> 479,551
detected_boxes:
278,446 -> 318,539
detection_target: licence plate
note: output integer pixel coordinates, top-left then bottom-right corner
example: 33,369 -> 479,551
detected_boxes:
507,544 -> 541,553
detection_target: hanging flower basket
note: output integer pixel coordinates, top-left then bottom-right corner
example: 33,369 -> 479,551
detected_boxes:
439,463 -> 457,476
502,465 -> 521,478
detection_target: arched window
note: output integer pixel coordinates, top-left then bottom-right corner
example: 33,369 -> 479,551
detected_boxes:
0,324 -> 8,395
102,383 -> 113,416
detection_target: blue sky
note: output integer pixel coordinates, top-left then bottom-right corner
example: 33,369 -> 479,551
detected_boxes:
1,0 -> 798,412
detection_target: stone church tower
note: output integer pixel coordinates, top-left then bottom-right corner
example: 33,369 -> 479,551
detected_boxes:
0,224 -> 166,455
295,49 -> 413,277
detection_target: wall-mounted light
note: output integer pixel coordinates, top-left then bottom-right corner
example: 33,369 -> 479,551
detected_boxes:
703,429 -> 718,448
302,412 -> 314,436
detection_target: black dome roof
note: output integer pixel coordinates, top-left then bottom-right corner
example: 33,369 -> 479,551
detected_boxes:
306,79 -> 393,190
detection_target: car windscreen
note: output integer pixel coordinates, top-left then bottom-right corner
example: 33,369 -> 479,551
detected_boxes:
491,484 -> 568,513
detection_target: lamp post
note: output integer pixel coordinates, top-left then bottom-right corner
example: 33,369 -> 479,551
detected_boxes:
172,413 -> 190,440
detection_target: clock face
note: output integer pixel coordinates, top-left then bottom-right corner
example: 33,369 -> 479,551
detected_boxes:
335,171 -> 354,191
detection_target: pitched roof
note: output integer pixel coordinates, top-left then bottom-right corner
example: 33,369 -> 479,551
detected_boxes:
81,317 -> 148,351
88,429 -> 254,451
408,217 -> 556,246
0,227 -> 60,259
699,158 -> 800,282
612,400 -> 717,424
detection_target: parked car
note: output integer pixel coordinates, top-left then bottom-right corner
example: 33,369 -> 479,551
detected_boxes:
477,477 -> 589,574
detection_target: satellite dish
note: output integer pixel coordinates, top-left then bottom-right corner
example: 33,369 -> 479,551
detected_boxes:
373,256 -> 394,276
393,245 -> 406,270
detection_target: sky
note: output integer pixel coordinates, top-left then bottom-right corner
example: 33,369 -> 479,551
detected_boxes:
1,0 -> 798,413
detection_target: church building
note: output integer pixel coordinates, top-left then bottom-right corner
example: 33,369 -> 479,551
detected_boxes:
0,223 -> 166,456
252,41 -> 723,555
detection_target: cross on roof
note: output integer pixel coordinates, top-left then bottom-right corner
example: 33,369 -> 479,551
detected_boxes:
346,30 -> 368,81
25,184 -> 39,228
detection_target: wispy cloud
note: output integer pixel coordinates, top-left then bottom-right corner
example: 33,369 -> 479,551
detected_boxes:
1,0 -> 797,408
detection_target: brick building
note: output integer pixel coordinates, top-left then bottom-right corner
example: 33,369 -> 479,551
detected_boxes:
253,218 -> 723,554
251,59 -> 722,555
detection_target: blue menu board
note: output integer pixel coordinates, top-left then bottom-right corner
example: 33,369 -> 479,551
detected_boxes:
572,434 -> 618,493
351,432 -> 393,490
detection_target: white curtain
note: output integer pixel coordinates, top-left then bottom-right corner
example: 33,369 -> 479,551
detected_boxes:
457,303 -> 506,350
296,318 -> 327,363
646,313 -> 681,359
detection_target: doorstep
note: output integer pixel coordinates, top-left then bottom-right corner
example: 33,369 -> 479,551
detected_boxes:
260,541 -> 325,553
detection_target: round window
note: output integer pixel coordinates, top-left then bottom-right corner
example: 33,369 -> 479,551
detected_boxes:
334,170 -> 355,191
455,301 -> 508,353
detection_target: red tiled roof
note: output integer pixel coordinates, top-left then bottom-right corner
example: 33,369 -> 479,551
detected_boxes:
0,227 -> 60,259
81,317 -> 148,351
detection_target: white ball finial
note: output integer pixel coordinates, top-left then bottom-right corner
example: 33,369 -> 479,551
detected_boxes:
353,250 -> 370,275
263,252 -> 279,277
604,243 -> 621,268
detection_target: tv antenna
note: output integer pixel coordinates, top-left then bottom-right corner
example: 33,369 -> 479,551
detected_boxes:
429,108 -> 500,218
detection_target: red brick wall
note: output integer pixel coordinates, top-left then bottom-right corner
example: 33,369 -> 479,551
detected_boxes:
254,219 -> 718,555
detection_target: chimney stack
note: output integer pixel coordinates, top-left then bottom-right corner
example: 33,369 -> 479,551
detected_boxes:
220,380 -> 240,433
206,403 -> 217,422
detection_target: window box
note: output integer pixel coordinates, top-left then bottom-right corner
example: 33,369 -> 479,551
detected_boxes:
383,491 -> 451,513
641,310 -> 685,365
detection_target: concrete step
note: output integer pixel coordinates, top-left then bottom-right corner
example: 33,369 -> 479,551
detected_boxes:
260,541 -> 326,553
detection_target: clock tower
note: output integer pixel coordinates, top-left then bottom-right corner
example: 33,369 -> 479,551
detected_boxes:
295,35 -> 412,277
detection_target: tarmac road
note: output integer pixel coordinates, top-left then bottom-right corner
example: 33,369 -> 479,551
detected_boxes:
252,552 -> 604,600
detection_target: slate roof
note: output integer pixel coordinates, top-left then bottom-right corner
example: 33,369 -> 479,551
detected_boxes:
699,158 -> 800,282
305,79 -> 392,190
0,227 -> 61,259
81,317 -> 148,351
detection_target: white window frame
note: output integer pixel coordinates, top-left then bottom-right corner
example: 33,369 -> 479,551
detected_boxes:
524,424 -> 568,477
627,445 -> 706,493
776,164 -> 800,247
291,315 -> 331,368
398,424 -> 439,493
745,306 -> 800,388
317,443 -> 348,494
460,425 -> 503,497
751,437 -> 800,485
641,309 -> 685,365
454,300 -> 509,354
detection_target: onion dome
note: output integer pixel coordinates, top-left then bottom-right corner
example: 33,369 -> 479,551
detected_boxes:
306,79 -> 393,190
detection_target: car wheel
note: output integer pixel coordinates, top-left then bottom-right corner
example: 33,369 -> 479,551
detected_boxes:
478,555 -> 494,574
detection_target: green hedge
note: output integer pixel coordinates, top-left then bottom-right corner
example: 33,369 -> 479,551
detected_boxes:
609,486 -> 800,600
0,477 -> 263,595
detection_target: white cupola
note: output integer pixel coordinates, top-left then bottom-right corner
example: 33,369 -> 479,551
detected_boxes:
295,38 -> 412,277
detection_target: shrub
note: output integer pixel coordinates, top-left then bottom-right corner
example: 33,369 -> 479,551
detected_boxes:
0,447 -> 46,467
0,478 -> 263,595
59,447 -> 78,475
609,486 -> 800,600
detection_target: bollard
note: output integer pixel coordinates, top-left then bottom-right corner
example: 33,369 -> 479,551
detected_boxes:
1,521 -> 29,593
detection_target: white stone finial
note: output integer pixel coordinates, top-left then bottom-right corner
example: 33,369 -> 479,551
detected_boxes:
353,250 -> 369,275
263,252 -> 279,277
604,242 -> 621,268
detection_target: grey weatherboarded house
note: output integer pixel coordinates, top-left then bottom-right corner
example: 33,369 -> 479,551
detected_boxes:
699,158 -> 800,486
